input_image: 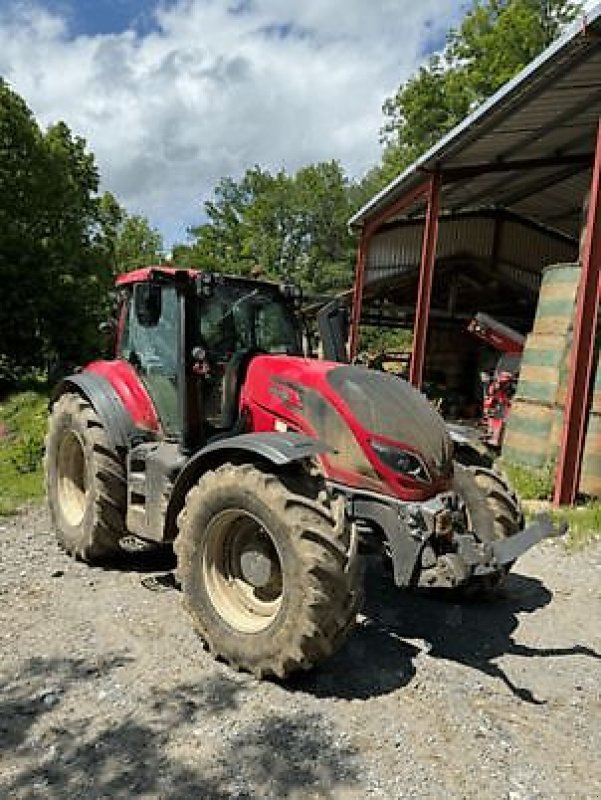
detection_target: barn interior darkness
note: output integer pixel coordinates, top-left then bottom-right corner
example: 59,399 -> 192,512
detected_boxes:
358,204 -> 585,416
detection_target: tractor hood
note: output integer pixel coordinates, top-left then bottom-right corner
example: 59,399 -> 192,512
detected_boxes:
326,365 -> 453,471
242,355 -> 453,494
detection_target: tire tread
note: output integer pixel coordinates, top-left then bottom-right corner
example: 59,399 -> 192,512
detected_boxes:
175,463 -> 363,678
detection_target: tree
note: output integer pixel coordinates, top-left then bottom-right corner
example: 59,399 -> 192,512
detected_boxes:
96,191 -> 125,260
94,193 -> 164,273
112,215 -> 163,272
0,78 -> 48,377
375,0 -> 582,187
174,161 -> 356,293
293,162 -> 357,292
37,121 -> 110,368
0,80 -> 131,381
174,174 -> 257,274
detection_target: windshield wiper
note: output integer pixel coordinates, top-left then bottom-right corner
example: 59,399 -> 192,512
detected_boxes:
220,289 -> 260,321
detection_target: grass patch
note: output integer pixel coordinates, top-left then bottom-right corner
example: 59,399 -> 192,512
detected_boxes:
0,389 -> 48,515
496,459 -> 600,549
550,502 -> 601,551
496,459 -> 554,500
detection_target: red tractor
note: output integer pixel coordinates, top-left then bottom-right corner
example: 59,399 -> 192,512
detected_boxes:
45,268 -> 561,678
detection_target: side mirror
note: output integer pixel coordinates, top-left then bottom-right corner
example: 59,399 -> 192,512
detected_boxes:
134,283 -> 162,327
317,299 -> 349,363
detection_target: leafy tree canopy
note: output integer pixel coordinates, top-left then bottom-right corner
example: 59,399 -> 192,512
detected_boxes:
102,202 -> 164,274
174,161 -> 356,294
375,0 -> 582,188
0,79 -> 109,377
0,80 -> 164,383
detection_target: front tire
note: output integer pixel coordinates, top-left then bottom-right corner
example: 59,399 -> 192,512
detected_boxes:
456,464 -> 523,542
453,463 -> 523,590
174,463 -> 363,678
45,393 -> 126,562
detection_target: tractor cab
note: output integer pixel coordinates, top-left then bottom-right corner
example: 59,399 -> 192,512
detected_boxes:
115,268 -> 302,445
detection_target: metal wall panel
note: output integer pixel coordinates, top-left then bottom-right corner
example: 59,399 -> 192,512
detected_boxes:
365,216 -> 576,287
365,217 -> 494,285
498,221 -> 575,269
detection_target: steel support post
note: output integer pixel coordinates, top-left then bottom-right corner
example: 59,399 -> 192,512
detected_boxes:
554,118 -> 601,505
349,181 -> 431,360
349,229 -> 369,359
409,174 -> 442,387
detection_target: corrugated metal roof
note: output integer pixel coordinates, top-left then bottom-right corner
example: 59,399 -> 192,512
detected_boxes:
349,3 -> 601,239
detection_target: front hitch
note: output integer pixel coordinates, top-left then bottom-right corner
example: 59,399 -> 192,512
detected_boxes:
418,514 -> 567,589
458,513 -> 567,582
343,487 -> 567,591
487,513 -> 567,568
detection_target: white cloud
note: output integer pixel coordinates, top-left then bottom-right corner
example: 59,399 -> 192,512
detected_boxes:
0,1 -> 466,243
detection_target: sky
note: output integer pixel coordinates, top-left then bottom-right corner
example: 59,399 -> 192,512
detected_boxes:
0,1 -> 594,248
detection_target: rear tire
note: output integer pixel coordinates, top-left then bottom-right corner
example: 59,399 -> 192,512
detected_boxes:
175,463 -> 363,678
45,393 -> 126,562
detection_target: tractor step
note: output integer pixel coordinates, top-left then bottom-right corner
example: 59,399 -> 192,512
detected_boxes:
126,441 -> 185,542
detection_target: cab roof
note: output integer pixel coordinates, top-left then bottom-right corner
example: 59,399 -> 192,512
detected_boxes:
114,266 -> 289,293
115,266 -> 199,286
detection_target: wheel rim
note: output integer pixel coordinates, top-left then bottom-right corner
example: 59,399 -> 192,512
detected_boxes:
202,509 -> 283,634
57,431 -> 88,527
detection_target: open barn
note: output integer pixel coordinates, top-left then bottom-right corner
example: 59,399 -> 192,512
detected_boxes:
348,4 -> 601,504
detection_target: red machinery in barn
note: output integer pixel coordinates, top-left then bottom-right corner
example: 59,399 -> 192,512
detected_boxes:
468,313 -> 525,449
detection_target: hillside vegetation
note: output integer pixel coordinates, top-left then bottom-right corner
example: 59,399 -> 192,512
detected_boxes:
0,391 -> 47,515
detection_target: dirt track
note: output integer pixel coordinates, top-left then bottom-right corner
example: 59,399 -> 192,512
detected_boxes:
1,504 -> 600,799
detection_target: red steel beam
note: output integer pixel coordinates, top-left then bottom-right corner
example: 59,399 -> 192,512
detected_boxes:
553,118 -> 601,506
349,179 -> 431,359
349,229 -> 369,358
409,174 -> 442,387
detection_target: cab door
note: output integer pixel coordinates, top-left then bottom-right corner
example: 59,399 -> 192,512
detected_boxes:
119,283 -> 182,436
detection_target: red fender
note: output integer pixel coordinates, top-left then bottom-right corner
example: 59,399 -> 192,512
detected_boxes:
85,360 -> 161,433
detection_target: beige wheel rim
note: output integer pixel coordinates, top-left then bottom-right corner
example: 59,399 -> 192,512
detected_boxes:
57,430 -> 88,527
202,509 -> 283,633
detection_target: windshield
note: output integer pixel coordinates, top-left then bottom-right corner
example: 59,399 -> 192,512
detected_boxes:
199,280 -> 301,357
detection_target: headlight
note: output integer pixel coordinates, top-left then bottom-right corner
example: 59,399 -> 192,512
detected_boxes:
370,440 -> 431,482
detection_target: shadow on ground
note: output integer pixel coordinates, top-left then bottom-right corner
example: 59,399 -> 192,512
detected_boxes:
106,541 -> 177,573
0,656 -> 358,800
289,558 -> 601,703
53,543 -> 601,708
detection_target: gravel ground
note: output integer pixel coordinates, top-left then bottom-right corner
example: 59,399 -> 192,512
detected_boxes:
1,504 -> 600,800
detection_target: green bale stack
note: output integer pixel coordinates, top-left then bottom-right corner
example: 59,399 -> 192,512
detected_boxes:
502,399 -> 562,468
515,333 -> 571,405
503,264 -> 579,470
503,261 -> 601,497
531,264 -> 581,336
